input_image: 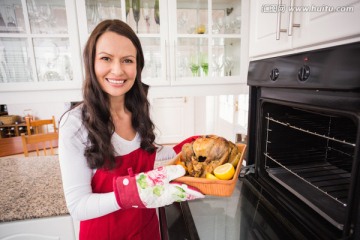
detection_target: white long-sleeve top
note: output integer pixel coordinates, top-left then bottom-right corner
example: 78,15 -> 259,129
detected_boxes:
58,105 -> 176,221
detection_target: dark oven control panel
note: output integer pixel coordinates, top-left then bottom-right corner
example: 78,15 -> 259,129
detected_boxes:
248,42 -> 360,91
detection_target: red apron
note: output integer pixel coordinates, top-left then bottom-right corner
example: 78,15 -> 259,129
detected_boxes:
79,148 -> 160,240
79,136 -> 198,240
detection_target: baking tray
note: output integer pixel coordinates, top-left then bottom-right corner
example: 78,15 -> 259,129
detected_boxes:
173,143 -> 246,196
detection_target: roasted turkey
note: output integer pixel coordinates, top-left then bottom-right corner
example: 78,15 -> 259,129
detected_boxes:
179,135 -> 239,178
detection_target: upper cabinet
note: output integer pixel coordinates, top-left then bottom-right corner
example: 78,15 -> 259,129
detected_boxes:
0,0 -> 83,91
1,0 -> 249,95
76,0 -> 248,87
169,0 -> 244,86
249,0 -> 360,58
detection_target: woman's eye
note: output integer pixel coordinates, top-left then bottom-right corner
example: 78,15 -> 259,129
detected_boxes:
101,57 -> 111,61
123,59 -> 133,64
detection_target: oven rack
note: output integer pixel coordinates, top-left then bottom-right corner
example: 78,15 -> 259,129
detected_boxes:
266,116 -> 356,147
264,152 -> 350,206
265,152 -> 350,229
265,145 -> 353,171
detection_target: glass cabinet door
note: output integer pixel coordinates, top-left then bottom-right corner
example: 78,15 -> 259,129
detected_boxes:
33,38 -> 72,82
176,37 -> 208,78
82,0 -> 161,35
27,0 -> 68,34
85,0 -> 122,34
0,0 -> 79,85
0,38 -> 31,82
0,0 -> 28,83
172,0 -> 242,84
0,0 -> 25,33
126,0 -> 160,34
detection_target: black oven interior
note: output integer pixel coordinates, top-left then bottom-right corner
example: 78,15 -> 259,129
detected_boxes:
259,102 -> 357,230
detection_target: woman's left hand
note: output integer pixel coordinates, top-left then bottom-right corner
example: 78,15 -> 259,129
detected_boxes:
113,165 -> 204,209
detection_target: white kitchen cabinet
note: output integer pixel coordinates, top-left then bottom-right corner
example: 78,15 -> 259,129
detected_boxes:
0,0 -> 249,108
292,0 -> 360,48
0,215 -> 76,240
0,0 -> 83,91
150,96 -> 194,143
76,0 -> 248,87
249,0 -> 360,58
249,0 -> 292,57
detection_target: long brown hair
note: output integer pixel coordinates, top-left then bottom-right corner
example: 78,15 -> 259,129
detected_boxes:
82,19 -> 156,169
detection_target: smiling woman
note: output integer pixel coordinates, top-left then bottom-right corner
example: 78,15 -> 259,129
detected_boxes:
58,19 -> 203,240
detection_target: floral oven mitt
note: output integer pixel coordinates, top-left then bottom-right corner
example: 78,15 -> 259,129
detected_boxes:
113,165 -> 204,209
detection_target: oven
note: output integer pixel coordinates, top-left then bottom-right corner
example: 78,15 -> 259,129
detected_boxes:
243,42 -> 360,239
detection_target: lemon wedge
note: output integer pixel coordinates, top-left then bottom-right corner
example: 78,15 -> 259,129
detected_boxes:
214,163 -> 235,180
205,173 -> 219,180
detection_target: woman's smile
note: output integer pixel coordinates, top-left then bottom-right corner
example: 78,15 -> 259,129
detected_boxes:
106,78 -> 126,85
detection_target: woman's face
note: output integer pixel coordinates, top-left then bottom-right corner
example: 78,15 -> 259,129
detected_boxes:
94,31 -> 137,100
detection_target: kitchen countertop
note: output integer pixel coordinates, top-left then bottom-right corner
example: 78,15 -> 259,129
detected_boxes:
0,156 -> 69,222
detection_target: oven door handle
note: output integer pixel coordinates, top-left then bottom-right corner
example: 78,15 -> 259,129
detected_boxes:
240,164 -> 255,178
